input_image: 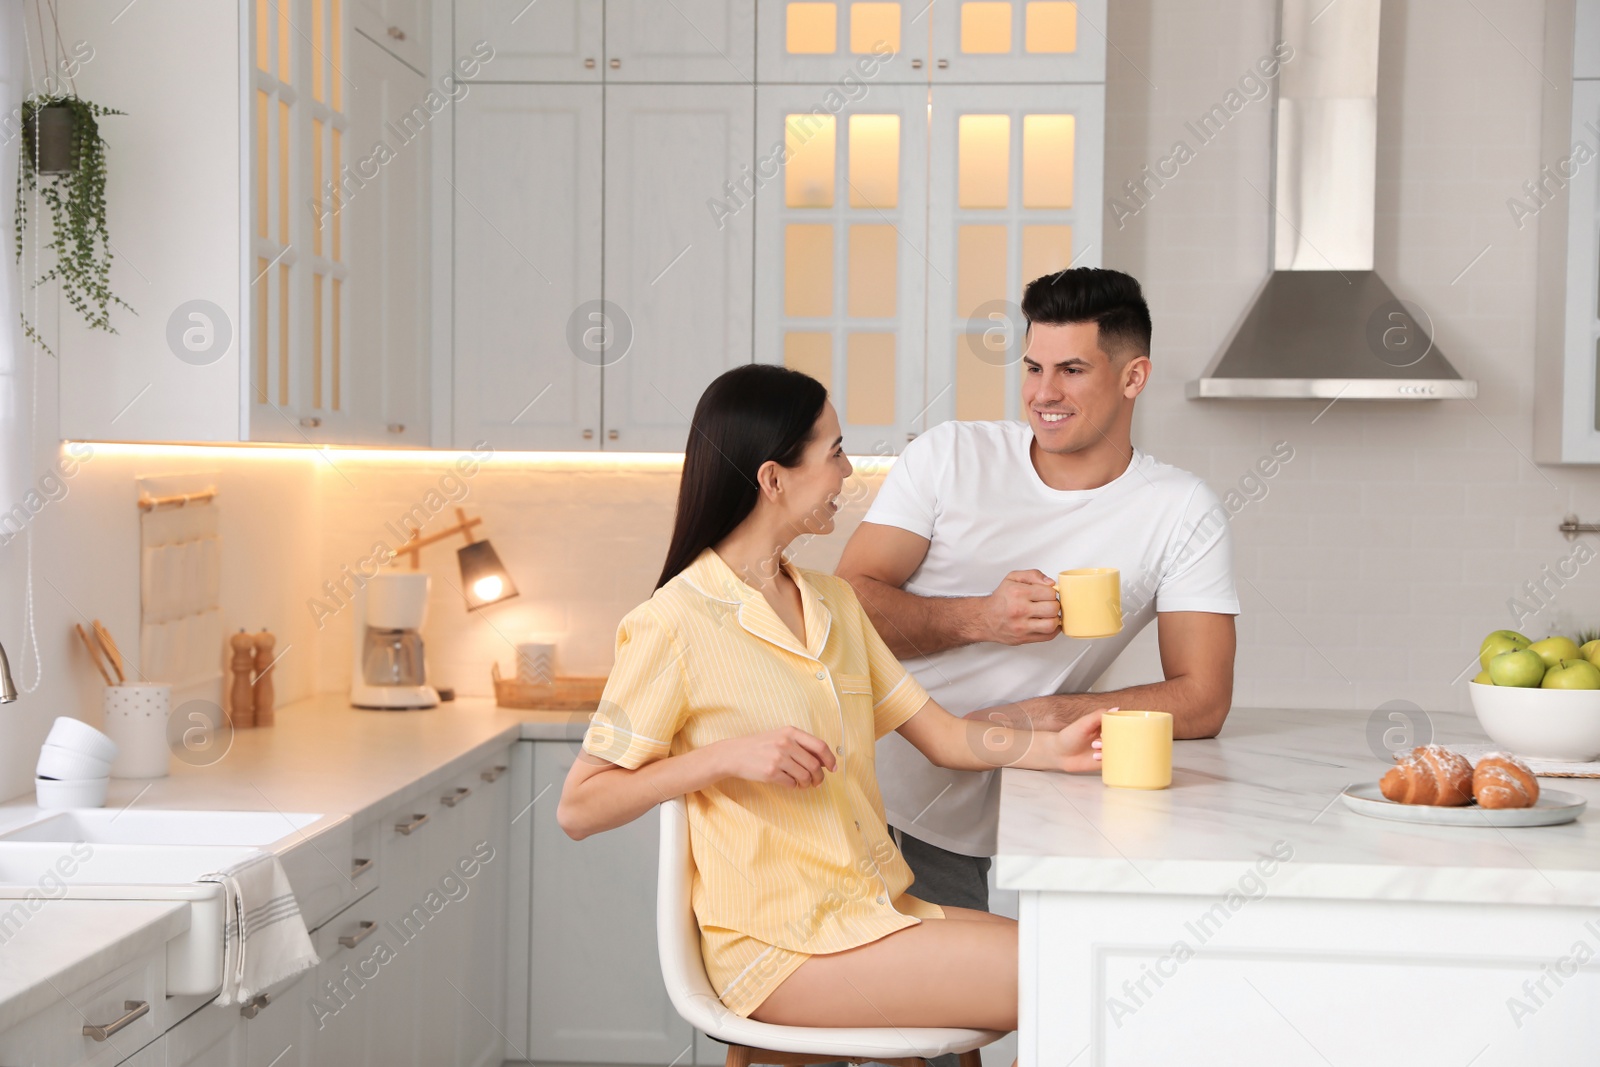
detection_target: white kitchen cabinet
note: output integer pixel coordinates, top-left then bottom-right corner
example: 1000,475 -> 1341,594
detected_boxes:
316,748 -> 512,1067
251,28 -> 433,446
351,0 -> 432,73
455,0 -> 604,81
118,1037 -> 167,1067
451,760 -> 512,1067
527,741 -> 694,1065
753,83 -> 930,454
0,950 -> 166,1067
304,908 -> 382,1066
453,84 -> 605,450
602,85 -> 756,451
605,0 -> 756,81
928,0 -> 1106,83
164,1003 -> 246,1067
1533,0 -> 1600,463
924,83 -> 1104,426
755,0 -> 927,83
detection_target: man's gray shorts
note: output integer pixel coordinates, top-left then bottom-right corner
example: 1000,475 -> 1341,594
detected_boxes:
892,826 -> 991,913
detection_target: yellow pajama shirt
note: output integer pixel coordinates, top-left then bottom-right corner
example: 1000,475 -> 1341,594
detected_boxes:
581,548 -> 940,1017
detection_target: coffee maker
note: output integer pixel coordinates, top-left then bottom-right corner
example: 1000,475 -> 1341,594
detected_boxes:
350,572 -> 440,710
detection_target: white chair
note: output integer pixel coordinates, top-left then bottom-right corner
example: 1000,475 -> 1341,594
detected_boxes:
657,797 -> 1005,1067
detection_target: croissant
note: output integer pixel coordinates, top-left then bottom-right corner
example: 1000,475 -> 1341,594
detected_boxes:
1380,745 -> 1473,806
1473,752 -> 1539,810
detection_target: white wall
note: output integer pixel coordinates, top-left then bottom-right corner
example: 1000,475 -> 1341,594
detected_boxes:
2,0 -> 1598,804
1091,0 -> 1600,715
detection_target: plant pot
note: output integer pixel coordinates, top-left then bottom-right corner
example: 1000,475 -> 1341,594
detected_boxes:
23,105 -> 75,175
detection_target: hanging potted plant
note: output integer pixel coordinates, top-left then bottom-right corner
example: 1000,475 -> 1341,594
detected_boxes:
14,92 -> 132,355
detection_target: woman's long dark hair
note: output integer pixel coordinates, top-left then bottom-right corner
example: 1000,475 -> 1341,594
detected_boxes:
655,364 -> 828,590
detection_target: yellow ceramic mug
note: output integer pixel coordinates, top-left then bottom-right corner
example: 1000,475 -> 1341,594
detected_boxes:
1100,710 -> 1173,790
1057,568 -> 1123,638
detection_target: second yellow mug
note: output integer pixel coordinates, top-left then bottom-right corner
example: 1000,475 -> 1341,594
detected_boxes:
1100,710 -> 1173,790
1057,568 -> 1123,638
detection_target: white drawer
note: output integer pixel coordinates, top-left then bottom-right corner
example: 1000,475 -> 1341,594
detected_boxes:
0,950 -> 165,1067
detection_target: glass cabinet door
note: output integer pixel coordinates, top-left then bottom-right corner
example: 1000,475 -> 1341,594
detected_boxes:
929,0 -> 1106,83
757,0 -> 928,83
924,84 -> 1104,427
754,85 -> 929,455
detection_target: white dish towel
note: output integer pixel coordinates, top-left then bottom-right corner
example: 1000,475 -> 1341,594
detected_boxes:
200,851 -> 320,1006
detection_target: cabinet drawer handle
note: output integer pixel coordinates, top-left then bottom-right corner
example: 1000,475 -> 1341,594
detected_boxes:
395,812 -> 430,835
349,856 -> 374,878
582,428 -> 595,440
300,416 -> 322,428
441,786 -> 472,807
240,992 -> 271,1019
386,422 -> 405,434
911,58 -> 923,69
609,57 -> 621,68
338,920 -> 378,950
83,1000 -> 148,1041
387,25 -> 406,40
607,429 -> 619,441
480,764 -> 507,783
937,58 -> 949,69
584,57 -> 596,68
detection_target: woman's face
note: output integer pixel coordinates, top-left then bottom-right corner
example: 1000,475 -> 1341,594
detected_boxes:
778,401 -> 853,538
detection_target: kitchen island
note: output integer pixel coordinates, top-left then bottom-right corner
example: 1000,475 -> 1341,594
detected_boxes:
998,706 -> 1600,1066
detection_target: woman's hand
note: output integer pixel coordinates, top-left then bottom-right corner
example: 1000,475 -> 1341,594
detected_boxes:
1046,709 -> 1106,773
714,726 -> 838,787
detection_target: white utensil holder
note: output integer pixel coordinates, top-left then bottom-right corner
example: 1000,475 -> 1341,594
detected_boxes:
104,683 -> 172,778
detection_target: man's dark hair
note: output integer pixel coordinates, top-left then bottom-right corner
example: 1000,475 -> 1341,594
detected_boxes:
1020,267 -> 1153,361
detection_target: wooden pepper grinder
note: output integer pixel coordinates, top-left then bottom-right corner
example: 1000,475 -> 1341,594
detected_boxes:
229,630 -> 257,729
252,629 -> 277,727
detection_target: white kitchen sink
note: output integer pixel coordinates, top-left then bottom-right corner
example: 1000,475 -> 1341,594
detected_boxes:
0,842 -> 260,996
0,807 -> 360,999
0,809 -> 326,847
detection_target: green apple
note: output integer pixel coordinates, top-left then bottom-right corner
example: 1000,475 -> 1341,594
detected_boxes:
1529,636 -> 1582,669
1480,630 -> 1532,669
1472,669 -> 1493,685
1581,639 -> 1600,665
1489,649 -> 1547,687
1543,658 -> 1600,689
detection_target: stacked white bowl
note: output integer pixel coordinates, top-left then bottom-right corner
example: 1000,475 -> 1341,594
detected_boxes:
36,716 -> 118,808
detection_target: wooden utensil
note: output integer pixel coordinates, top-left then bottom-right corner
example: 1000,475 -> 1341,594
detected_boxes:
74,623 -> 114,686
92,620 -> 126,684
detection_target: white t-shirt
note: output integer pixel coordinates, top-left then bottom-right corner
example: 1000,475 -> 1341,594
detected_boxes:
863,420 -> 1240,856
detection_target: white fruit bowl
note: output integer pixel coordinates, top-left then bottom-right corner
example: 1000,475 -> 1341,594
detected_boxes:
1468,681 -> 1600,761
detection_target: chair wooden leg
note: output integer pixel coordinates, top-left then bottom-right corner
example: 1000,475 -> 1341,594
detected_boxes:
724,1045 -> 752,1067
956,1050 -> 984,1067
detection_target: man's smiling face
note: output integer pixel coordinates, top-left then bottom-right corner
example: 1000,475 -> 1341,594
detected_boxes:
1021,321 -> 1147,456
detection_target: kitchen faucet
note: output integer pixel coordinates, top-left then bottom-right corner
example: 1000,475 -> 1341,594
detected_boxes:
0,641 -> 17,702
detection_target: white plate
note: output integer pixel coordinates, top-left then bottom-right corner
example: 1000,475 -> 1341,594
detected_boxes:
1341,783 -> 1588,827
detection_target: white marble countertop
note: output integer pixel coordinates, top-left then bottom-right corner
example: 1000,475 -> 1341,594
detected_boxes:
996,706 -> 1600,906
0,899 -> 189,1034
0,692 -> 595,1031
0,694 -> 594,837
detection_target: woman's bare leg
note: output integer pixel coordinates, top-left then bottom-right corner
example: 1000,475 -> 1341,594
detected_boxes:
749,913 -> 1017,1031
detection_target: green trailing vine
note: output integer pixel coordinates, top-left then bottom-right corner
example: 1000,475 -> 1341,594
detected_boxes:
14,94 -> 132,356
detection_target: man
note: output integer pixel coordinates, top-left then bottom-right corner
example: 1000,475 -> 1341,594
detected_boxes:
836,267 -> 1239,913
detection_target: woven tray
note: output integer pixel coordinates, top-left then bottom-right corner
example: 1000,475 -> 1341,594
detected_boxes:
491,663 -> 606,710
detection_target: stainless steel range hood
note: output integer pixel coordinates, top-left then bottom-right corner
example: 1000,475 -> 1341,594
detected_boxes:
1187,0 -> 1477,401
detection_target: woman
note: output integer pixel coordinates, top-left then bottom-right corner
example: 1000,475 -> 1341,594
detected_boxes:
558,364 -> 1105,1032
